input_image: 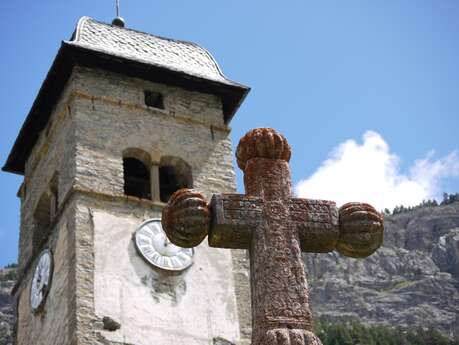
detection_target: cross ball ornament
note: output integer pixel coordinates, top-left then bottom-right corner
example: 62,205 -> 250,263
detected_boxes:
162,128 -> 384,345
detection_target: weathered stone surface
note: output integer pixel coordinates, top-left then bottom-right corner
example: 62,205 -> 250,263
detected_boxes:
236,128 -> 291,171
17,78 -> 76,276
230,249 -> 252,345
305,202 -> 459,336
0,268 -> 15,345
290,199 -> 339,253
162,189 -> 210,248
432,227 -> 459,278
102,316 -> 121,331
16,206 -> 74,345
337,202 -> 384,258
13,65 -> 249,345
263,329 -> 322,345
213,336 -> 236,345
91,207 -> 240,345
162,128 -> 383,345
209,194 -> 261,249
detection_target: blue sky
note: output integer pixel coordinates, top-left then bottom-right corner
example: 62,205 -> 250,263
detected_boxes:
1,1 -> 458,266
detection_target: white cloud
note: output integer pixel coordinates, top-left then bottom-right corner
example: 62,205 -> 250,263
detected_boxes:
294,131 -> 459,210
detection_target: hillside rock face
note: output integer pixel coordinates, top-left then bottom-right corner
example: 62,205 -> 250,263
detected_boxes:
306,202 -> 459,335
0,268 -> 15,345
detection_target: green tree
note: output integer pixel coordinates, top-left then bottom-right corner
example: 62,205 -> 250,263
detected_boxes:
314,318 -> 458,345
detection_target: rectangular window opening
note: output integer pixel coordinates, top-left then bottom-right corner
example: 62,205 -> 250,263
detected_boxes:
144,90 -> 164,109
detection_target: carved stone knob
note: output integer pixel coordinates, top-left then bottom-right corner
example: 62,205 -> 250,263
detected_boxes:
263,329 -> 323,345
161,189 -> 210,248
236,128 -> 291,171
337,202 -> 384,258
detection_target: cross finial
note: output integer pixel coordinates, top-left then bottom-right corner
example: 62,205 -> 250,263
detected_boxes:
236,128 -> 291,171
112,0 -> 126,27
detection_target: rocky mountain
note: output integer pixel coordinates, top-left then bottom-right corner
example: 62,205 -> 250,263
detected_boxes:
306,202 -> 459,336
0,267 -> 15,345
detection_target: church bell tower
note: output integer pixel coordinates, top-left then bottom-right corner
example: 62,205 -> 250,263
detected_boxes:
3,17 -> 250,345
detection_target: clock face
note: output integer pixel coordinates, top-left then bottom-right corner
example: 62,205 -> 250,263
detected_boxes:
134,218 -> 194,271
30,249 -> 53,313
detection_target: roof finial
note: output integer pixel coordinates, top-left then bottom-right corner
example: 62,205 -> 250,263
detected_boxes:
112,0 -> 125,27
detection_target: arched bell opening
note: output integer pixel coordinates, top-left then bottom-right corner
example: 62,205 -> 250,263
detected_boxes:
123,148 -> 152,200
32,172 -> 59,256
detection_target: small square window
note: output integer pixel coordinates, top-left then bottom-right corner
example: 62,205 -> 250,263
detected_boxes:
144,91 -> 164,109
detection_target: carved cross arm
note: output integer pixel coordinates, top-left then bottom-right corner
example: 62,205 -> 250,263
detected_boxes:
162,190 -> 260,249
290,198 -> 339,253
208,194 -> 262,249
163,189 -> 384,258
290,198 -> 384,258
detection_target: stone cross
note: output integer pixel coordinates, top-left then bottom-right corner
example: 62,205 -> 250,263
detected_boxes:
162,128 -> 384,345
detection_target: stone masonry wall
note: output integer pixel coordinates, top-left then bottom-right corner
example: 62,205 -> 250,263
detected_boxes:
71,194 -> 243,345
14,73 -> 79,345
15,201 -> 76,345
71,66 -> 231,197
18,77 -> 77,275
69,67 -> 250,345
15,65 -> 252,345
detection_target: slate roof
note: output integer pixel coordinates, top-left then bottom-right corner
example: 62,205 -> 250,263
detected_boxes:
3,17 -> 249,175
69,17 -> 240,86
